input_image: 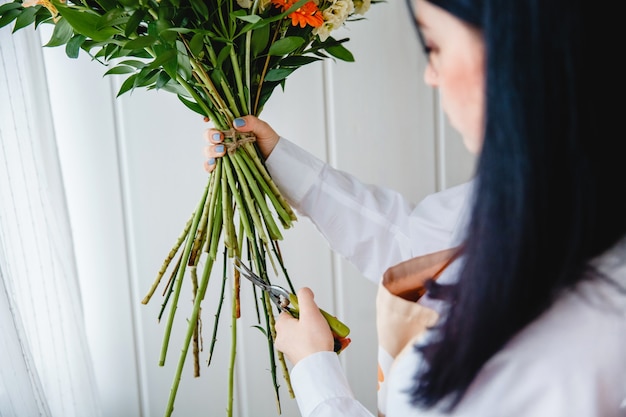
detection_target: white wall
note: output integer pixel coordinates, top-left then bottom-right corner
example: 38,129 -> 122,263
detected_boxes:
38,1 -> 475,416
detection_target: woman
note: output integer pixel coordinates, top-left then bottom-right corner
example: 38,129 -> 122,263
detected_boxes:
204,0 -> 626,415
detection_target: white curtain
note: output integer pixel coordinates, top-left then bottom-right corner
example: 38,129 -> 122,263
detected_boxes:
0,22 -> 101,417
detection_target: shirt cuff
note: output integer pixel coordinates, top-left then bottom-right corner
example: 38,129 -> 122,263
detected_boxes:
291,351 -> 356,417
265,137 -> 325,207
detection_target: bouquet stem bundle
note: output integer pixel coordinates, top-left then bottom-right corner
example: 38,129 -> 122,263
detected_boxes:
0,0 -> 377,414
141,127 -> 297,415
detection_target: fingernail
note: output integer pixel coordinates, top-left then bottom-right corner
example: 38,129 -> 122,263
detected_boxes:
207,158 -> 216,166
215,145 -> 225,153
212,132 -> 221,142
233,118 -> 246,128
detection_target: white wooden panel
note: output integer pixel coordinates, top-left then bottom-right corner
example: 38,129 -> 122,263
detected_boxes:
38,28 -> 143,416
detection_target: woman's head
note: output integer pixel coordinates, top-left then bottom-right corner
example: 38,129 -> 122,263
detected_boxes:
412,0 -> 485,154
408,0 -> 626,411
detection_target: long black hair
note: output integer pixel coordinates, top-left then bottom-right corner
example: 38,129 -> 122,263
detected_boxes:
408,0 -> 626,409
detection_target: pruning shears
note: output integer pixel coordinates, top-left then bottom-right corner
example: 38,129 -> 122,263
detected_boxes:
233,257 -> 351,353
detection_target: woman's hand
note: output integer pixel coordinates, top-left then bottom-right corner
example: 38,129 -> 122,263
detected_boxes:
274,287 -> 335,365
203,115 -> 280,173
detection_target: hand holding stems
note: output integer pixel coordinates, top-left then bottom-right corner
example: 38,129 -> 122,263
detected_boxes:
204,115 -> 280,173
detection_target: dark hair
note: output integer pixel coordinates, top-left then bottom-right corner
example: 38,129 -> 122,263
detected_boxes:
409,0 -> 625,410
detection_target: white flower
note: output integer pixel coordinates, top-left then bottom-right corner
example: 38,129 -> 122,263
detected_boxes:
352,0 -> 371,15
313,0 -> 355,41
236,0 -> 253,8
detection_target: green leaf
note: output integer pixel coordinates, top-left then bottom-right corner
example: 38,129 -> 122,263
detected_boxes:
34,9 -> 53,28
155,70 -> 170,89
325,44 -> 354,62
103,41 -> 120,59
216,44 -> 231,67
264,67 -> 296,82
235,13 -> 261,24
210,68 -> 224,85
157,19 -> 177,43
251,325 -> 268,337
54,3 -> 118,41
279,55 -> 321,67
118,59 -> 147,68
250,23 -> 269,58
147,48 -> 177,70
94,0 -> 118,11
151,44 -> 177,79
189,32 -> 204,57
45,16 -> 73,47
117,0 -> 139,8
97,8 -> 129,30
177,94 -> 205,116
117,73 -> 138,96
65,34 -> 86,58
189,0 -> 208,20
13,5 -> 38,32
158,80 -> 188,96
0,8 -> 21,30
104,65 -> 137,75
123,35 -> 157,50
268,36 -> 305,56
124,8 -> 144,37
0,2 -> 22,15
175,40 -> 191,79
134,67 -> 159,87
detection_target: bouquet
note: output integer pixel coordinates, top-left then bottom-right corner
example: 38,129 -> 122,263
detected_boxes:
0,0 -> 377,415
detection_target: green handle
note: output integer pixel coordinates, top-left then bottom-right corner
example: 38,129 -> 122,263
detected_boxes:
286,293 -> 351,339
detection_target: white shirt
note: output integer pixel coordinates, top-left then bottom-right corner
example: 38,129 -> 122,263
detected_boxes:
266,137 -> 471,283
265,138 -> 626,417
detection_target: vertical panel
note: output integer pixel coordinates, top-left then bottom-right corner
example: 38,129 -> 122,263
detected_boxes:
38,27 -> 144,417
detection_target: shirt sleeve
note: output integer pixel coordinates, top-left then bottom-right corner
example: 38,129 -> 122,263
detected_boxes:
265,137 -> 472,283
290,352 -> 375,417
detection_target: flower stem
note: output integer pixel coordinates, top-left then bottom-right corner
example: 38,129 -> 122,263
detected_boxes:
221,158 -> 236,256
142,213 -> 193,304
229,46 -> 249,114
254,22 -> 282,114
227,262 -> 238,417
189,58 -> 235,123
164,247 -> 216,417
227,153 -> 269,242
233,151 -> 282,240
159,181 -> 210,366
207,251 -> 228,366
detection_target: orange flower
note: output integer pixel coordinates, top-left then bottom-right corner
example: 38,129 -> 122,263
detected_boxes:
271,0 -> 324,28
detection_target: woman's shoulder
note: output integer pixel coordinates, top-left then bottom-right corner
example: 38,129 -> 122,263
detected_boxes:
503,238 -> 626,377
458,241 -> 626,416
